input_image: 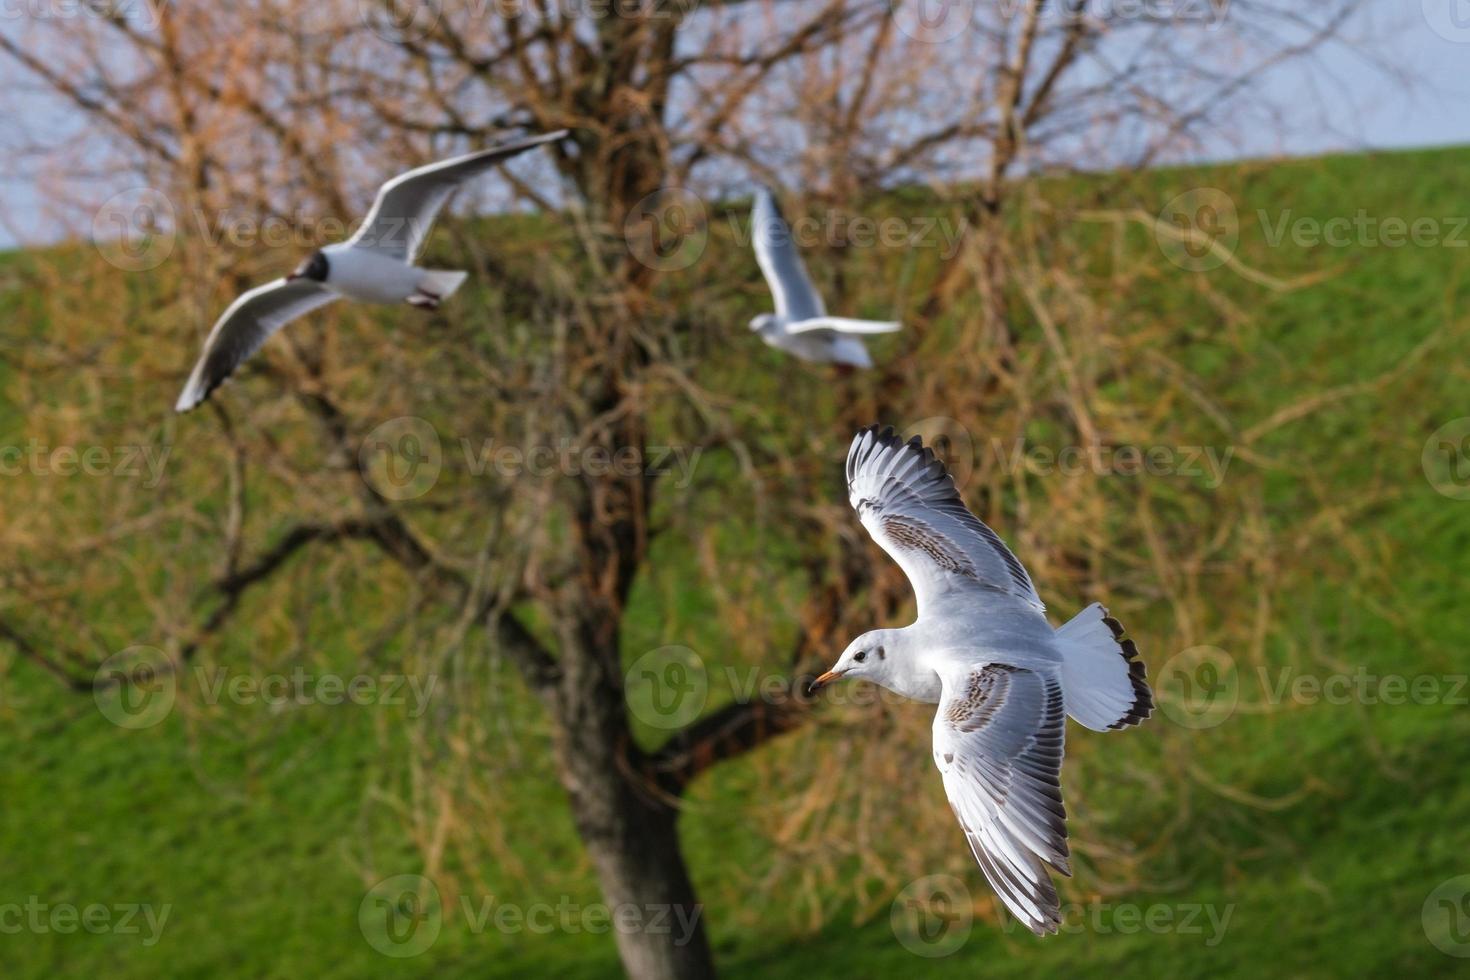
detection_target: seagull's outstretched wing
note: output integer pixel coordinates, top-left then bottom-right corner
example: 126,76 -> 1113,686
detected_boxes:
752,186 -> 825,322
786,317 -> 901,335
348,130 -> 568,261
846,424 -> 1043,614
175,279 -> 337,412
934,661 -> 1070,936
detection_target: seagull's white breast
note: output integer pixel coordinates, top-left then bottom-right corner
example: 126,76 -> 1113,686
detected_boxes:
321,245 -> 423,304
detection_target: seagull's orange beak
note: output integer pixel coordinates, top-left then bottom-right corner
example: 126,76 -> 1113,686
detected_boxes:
808,669 -> 842,695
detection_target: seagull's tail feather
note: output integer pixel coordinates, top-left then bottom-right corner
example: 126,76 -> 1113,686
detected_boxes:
416,269 -> 469,299
829,336 -> 873,369
1055,603 -> 1153,732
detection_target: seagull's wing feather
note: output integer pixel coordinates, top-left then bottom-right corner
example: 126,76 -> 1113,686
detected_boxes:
846,424 -> 1043,614
751,187 -> 825,322
348,130 -> 567,261
785,317 -> 901,335
934,662 -> 1069,936
175,279 -> 337,412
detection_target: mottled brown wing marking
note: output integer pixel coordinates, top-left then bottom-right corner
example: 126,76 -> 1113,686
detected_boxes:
944,663 -> 1021,731
881,514 -> 979,579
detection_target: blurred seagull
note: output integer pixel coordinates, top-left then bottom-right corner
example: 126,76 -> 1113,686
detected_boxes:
748,186 -> 900,369
811,425 -> 1154,936
174,130 -> 568,413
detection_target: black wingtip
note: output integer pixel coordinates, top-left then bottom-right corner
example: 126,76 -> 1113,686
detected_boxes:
855,422 -> 901,447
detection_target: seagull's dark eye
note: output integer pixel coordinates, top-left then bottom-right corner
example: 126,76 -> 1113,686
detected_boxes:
854,650 -> 867,663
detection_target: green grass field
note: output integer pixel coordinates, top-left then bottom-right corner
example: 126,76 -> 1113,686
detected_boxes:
2,145 -> 1468,977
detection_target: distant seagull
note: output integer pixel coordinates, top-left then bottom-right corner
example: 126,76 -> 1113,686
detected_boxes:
748,186 -> 900,369
811,425 -> 1153,936
174,130 -> 568,412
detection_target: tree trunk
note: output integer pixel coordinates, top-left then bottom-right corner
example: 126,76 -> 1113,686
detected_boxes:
574,788 -> 713,980
549,629 -> 717,980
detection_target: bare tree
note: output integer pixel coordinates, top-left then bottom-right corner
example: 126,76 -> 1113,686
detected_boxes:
0,1 -> 1377,976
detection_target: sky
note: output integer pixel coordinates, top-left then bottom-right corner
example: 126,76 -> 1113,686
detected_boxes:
1,0 -> 1468,249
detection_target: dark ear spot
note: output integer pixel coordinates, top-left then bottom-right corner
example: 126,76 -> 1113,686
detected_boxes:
876,645 -> 886,660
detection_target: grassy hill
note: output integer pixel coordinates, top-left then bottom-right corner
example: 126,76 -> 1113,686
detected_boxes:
1,145 -> 1468,978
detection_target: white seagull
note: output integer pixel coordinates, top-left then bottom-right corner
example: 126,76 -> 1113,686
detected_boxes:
175,130 -> 568,412
748,186 -> 901,369
811,425 -> 1153,935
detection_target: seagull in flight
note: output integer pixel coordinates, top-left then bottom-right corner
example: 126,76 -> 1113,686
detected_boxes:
748,186 -> 900,369
175,130 -> 568,413
811,425 -> 1153,935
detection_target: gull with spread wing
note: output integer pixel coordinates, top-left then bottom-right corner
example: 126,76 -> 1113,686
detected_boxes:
174,130 -> 568,413
810,425 -> 1153,935
748,186 -> 901,369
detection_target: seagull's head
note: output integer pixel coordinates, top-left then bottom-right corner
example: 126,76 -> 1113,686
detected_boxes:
287,251 -> 330,284
809,630 -> 898,694
748,313 -> 777,334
